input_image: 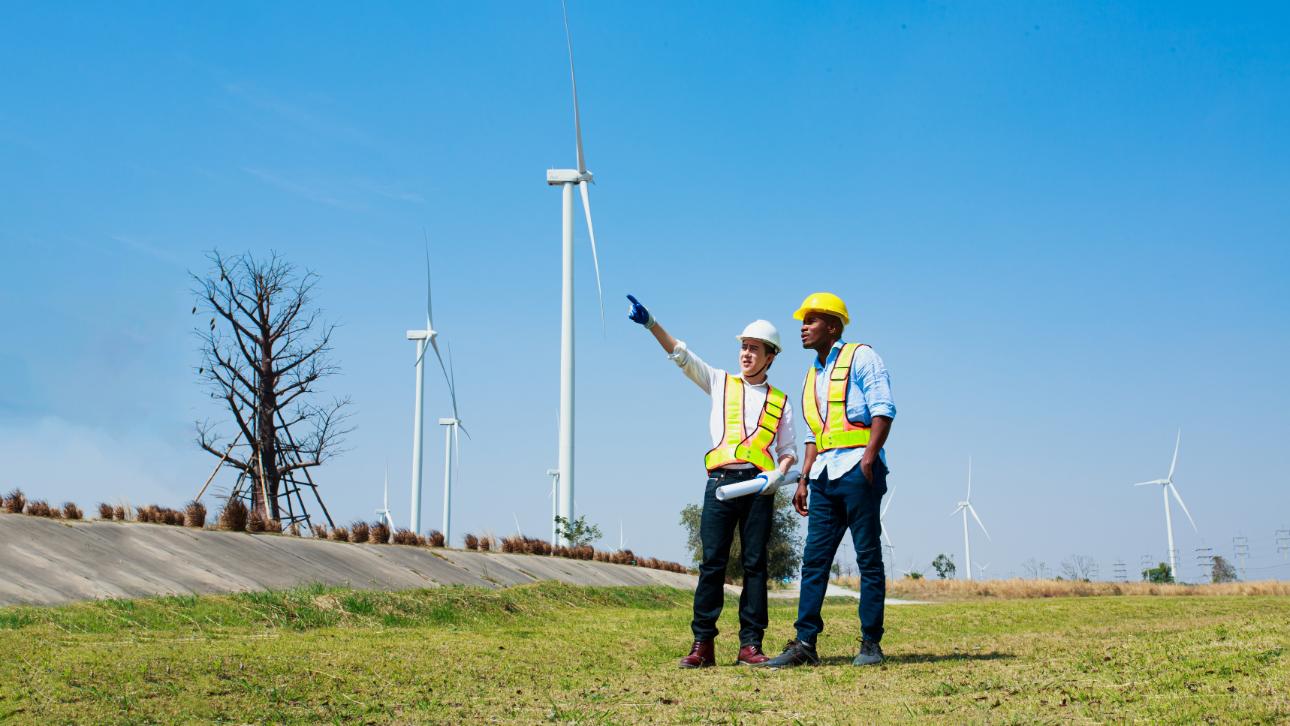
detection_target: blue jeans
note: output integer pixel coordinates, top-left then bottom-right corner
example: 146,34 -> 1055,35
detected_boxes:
691,468 -> 774,646
794,459 -> 888,645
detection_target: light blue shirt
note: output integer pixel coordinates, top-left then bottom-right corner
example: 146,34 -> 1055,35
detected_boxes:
803,340 -> 896,480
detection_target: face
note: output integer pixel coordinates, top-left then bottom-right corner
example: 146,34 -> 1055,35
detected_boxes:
738,339 -> 775,377
801,312 -> 841,349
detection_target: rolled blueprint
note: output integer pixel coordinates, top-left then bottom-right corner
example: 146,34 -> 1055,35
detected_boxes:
714,469 -> 801,501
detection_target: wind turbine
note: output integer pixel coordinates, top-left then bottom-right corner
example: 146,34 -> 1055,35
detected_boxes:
951,457 -> 991,580
376,468 -> 395,537
880,492 -> 895,549
437,342 -> 469,548
545,468 -> 560,543
1132,429 -> 1197,582
547,0 -> 606,546
406,245 -> 455,534
975,562 -> 991,578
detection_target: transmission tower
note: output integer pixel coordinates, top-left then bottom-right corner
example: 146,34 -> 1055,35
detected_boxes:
1193,546 -> 1213,583
1276,529 -> 1290,560
1113,560 -> 1128,582
1233,536 -> 1250,579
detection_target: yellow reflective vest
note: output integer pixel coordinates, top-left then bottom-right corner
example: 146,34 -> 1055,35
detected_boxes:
704,374 -> 787,472
802,343 -> 872,452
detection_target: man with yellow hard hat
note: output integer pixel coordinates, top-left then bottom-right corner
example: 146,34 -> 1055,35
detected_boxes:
761,292 -> 895,668
626,294 -> 797,668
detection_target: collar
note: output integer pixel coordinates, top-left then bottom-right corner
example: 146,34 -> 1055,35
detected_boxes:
812,340 -> 846,372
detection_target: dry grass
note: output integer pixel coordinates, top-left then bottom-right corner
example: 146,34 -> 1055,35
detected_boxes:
185,501 -> 206,528
112,505 -> 127,521
368,521 -> 390,544
426,530 -> 445,547
477,535 -> 491,552
97,502 -> 113,520
348,521 -> 369,543
3,489 -> 26,514
391,529 -> 419,546
463,533 -> 478,550
61,502 -> 83,520
218,499 -> 248,532
329,526 -> 349,542
25,500 -> 53,518
830,577 -> 1290,600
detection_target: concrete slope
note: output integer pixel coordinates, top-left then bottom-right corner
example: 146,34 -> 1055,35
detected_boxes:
0,514 -> 697,607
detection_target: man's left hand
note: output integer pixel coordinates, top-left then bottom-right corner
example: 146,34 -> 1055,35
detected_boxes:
861,450 -> 878,484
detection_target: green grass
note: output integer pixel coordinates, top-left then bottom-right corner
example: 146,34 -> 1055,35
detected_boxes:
1,583 -> 1287,723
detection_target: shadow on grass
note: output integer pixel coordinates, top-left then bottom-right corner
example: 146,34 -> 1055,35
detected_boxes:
819,651 -> 1016,666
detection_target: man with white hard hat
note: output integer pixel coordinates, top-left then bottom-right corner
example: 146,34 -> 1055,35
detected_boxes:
761,291 -> 895,669
626,294 -> 797,668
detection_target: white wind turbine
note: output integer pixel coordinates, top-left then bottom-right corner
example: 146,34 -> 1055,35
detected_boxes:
880,492 -> 895,549
406,245 -> 456,534
376,468 -> 395,537
951,457 -> 991,580
546,468 -> 560,544
437,342 -> 469,548
1132,429 -> 1197,581
547,0 -> 607,546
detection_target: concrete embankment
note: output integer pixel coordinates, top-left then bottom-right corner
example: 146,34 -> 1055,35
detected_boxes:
0,514 -> 697,606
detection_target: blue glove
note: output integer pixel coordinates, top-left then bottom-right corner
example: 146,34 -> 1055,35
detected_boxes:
626,294 -> 655,329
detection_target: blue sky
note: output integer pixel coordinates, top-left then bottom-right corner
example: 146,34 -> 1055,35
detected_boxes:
2,1 -> 1288,581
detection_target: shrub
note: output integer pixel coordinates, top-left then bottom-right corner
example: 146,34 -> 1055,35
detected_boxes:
165,508 -> 185,526
349,521 -> 369,543
26,500 -> 52,518
525,538 -> 552,556
368,521 -> 390,544
266,519 -> 282,534
113,505 -> 127,521
219,498 -> 249,531
247,509 -> 266,533
330,526 -> 349,542
286,523 -> 301,537
464,533 -> 479,550
478,536 -> 492,552
98,502 -> 114,520
392,528 -> 419,546
427,530 -> 445,547
62,502 -> 83,520
135,505 -> 156,523
185,501 -> 207,528
311,524 -> 328,539
3,489 -> 26,514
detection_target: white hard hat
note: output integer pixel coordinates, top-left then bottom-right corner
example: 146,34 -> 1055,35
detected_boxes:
736,320 -> 781,353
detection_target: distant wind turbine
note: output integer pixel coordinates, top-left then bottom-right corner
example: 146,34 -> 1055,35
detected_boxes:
407,243 -> 456,534
951,457 -> 991,580
376,468 -> 395,537
1132,429 -> 1197,581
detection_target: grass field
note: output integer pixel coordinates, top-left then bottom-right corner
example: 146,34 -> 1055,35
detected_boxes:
2,583 -> 1287,724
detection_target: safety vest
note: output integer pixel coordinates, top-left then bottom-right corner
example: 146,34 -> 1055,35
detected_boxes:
704,375 -> 787,472
802,343 -> 872,452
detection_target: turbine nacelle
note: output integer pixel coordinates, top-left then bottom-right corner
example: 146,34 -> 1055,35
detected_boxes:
406,329 -> 437,342
546,168 -> 593,185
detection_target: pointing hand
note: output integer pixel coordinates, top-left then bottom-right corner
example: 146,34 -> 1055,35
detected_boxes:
626,294 -> 655,329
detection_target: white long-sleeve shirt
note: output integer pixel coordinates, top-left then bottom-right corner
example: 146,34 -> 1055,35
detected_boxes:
668,340 -> 797,470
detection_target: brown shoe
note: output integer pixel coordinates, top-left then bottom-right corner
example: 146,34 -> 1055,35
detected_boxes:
679,640 -> 715,669
736,644 -> 770,665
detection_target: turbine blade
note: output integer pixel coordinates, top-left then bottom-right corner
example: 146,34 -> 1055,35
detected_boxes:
1167,429 -> 1180,481
430,338 -> 457,418
1132,480 -> 1166,487
561,0 -> 586,174
579,182 -> 605,332
881,525 -> 894,549
443,340 -> 461,420
423,231 -> 435,328
1169,483 -> 1198,532
967,456 -> 973,501
950,506 -> 964,518
968,504 -> 992,541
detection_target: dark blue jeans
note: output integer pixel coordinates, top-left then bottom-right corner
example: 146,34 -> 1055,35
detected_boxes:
692,468 -> 774,646
794,459 -> 888,645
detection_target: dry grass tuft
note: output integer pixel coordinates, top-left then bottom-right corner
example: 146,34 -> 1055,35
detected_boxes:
477,536 -> 492,552
97,502 -> 114,520
463,533 -> 479,550
246,509 -> 266,533
349,521 -> 369,543
62,502 -> 83,520
286,523 -> 301,537
26,500 -> 53,518
851,577 -> 1290,600
113,505 -> 127,521
391,529 -> 419,546
219,499 -> 248,532
368,521 -> 390,544
136,505 -> 158,524
427,530 -> 445,547
185,501 -> 206,528
330,526 -> 349,542
3,489 -> 26,514
311,524 -> 328,539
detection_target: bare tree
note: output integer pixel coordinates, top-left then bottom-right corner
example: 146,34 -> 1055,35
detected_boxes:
1060,555 -> 1097,581
1021,558 -> 1047,580
193,251 -> 351,522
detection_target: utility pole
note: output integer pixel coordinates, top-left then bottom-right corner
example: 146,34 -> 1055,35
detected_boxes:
1113,560 -> 1128,583
1276,529 -> 1290,560
1193,546 -> 1213,583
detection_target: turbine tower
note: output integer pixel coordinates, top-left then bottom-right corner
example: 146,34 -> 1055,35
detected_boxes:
1132,429 -> 1197,581
376,468 -> 395,535
437,343 -> 468,548
546,468 -> 560,544
406,245 -> 455,534
951,457 -> 991,580
547,0 -> 606,545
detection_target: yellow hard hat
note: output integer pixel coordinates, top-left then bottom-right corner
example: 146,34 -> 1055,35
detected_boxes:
792,292 -> 850,326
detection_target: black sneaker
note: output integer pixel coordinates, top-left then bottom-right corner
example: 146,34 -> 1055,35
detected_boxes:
852,639 -> 883,666
757,639 -> 820,668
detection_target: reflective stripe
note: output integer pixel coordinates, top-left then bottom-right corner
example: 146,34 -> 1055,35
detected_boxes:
802,343 -> 871,452
704,375 -> 787,472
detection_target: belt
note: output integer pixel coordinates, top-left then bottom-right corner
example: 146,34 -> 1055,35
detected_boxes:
708,468 -> 761,481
